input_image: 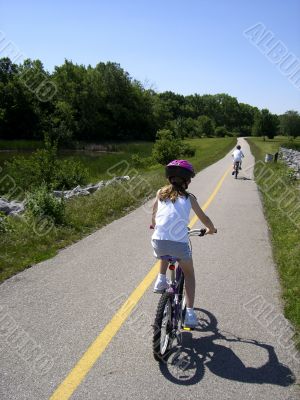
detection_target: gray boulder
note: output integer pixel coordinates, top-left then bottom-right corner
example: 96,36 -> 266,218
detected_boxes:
0,198 -> 24,215
1,176 -> 131,215
52,176 -> 130,200
279,147 -> 300,178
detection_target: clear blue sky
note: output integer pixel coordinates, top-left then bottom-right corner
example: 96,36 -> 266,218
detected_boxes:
1,0 -> 299,114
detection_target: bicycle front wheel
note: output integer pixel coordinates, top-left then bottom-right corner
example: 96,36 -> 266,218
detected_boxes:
153,293 -> 173,361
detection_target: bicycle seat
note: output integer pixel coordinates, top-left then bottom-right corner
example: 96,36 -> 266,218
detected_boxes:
160,255 -> 179,262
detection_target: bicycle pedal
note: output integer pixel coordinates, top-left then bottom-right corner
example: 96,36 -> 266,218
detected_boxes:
183,327 -> 192,331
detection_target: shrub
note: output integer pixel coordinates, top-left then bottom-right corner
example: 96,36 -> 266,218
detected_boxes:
181,142 -> 196,157
240,125 -> 252,136
215,126 -> 228,137
131,154 -> 143,167
130,154 -> 150,168
280,168 -> 298,184
0,211 -> 12,233
281,142 -> 300,151
152,129 -> 196,165
5,141 -> 89,193
231,130 -> 241,138
5,149 -> 56,192
26,186 -> 65,225
54,159 -> 89,189
152,129 -> 182,164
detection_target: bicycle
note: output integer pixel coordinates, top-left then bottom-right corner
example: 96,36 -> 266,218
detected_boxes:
152,228 -> 207,362
233,161 -> 240,179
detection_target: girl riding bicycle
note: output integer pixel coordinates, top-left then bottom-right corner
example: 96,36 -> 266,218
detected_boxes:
151,160 -> 217,328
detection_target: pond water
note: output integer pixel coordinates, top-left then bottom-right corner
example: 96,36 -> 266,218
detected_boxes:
0,142 -> 153,182
0,150 -> 124,181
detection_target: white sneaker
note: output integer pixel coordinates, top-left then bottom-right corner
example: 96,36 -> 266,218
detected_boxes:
184,309 -> 198,328
153,276 -> 168,293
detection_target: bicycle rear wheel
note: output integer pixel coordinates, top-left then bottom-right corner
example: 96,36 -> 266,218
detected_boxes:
178,275 -> 186,328
153,293 -> 173,361
235,165 -> 239,179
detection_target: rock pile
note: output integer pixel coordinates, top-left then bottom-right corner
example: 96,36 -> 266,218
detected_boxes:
0,198 -> 25,215
279,147 -> 300,179
53,176 -> 130,199
0,176 -> 130,216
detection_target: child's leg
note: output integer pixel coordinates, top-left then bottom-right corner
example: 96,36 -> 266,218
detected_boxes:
159,259 -> 169,275
232,161 -> 236,174
179,259 -> 195,308
153,259 -> 169,292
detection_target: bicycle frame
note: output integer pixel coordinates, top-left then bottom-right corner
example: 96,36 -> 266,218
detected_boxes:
165,261 -> 184,333
164,227 -> 207,333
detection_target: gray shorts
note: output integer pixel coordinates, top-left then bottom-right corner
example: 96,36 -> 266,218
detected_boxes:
151,239 -> 192,261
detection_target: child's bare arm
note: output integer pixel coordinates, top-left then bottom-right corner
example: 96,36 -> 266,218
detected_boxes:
151,190 -> 160,227
190,196 -> 217,234
152,198 -> 158,227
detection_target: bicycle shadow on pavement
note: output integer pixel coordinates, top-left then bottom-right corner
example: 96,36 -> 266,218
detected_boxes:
231,174 -> 252,181
159,308 -> 296,387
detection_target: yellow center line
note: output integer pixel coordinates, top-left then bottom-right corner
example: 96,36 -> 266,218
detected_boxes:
188,165 -> 231,228
49,166 -> 231,400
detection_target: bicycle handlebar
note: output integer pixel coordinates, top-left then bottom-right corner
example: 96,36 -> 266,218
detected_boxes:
189,228 -> 207,237
149,226 -> 216,236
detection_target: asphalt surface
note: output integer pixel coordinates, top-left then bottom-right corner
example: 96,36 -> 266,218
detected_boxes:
0,138 -> 299,400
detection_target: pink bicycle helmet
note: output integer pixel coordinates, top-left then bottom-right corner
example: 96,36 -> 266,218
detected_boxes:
166,160 -> 195,179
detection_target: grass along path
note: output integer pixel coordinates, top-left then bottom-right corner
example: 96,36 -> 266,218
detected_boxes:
247,137 -> 300,350
0,137 -> 236,283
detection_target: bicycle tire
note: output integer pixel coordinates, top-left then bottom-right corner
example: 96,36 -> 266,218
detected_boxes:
235,166 -> 238,179
153,292 -> 173,362
178,273 -> 185,300
178,274 -> 186,328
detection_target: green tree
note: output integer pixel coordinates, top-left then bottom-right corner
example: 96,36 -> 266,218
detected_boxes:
167,116 -> 192,139
238,103 -> 257,135
0,57 -> 18,83
0,57 -> 281,144
50,101 -> 76,144
0,58 -> 54,140
158,91 -> 186,120
280,110 -> 300,138
152,129 -> 195,165
185,94 -> 204,118
184,117 -> 201,137
215,126 -> 229,137
214,94 -> 240,130
252,109 -> 279,139
197,115 -> 215,137
0,58 -> 37,139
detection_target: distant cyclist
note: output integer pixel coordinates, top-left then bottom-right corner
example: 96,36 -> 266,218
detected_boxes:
232,145 -> 245,175
151,160 -> 217,328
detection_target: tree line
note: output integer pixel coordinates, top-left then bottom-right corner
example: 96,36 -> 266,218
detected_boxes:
0,57 -> 299,143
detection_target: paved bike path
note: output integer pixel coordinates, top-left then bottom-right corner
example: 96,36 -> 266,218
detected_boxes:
0,138 -> 299,399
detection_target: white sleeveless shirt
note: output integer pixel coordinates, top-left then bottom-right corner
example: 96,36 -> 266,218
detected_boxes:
152,195 -> 191,243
